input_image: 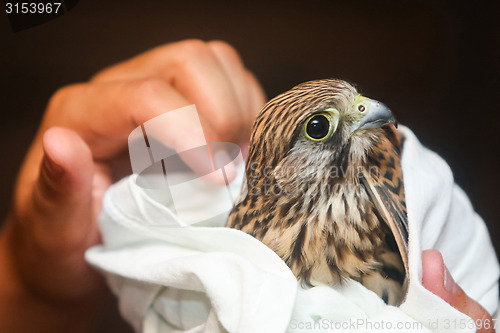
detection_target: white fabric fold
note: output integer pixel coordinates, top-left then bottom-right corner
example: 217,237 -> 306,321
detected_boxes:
86,126 -> 499,332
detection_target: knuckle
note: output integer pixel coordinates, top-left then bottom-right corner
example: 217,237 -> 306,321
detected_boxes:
129,78 -> 169,102
124,79 -> 172,121
208,40 -> 240,59
91,66 -> 116,82
45,83 -> 86,118
168,39 -> 215,74
33,229 -> 86,258
176,39 -> 212,61
47,84 -> 80,111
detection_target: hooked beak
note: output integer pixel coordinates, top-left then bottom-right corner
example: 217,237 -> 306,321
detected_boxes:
352,97 -> 397,132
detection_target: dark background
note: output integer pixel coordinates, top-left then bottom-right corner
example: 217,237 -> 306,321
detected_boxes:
0,0 -> 499,331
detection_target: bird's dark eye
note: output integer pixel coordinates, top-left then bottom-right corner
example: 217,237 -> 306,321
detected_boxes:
358,104 -> 366,112
304,113 -> 333,141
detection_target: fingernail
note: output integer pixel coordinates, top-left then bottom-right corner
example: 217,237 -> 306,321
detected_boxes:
444,265 -> 457,294
44,154 -> 64,176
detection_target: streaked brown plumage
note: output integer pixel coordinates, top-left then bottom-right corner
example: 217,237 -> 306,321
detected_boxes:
227,79 -> 409,306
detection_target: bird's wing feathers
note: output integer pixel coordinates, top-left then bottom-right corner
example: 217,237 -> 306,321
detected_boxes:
360,125 -> 409,295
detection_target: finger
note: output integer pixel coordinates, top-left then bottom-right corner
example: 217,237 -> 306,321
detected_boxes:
91,39 -> 222,83
243,69 -> 267,141
11,127 -> 104,300
91,40 -> 253,143
207,41 -> 253,132
49,80 -> 236,183
27,127 -> 97,249
208,41 -> 267,143
422,250 -> 494,333
45,80 -> 199,159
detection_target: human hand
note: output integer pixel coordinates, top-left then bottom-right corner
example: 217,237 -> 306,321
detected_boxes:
422,249 -> 496,333
0,39 -> 266,332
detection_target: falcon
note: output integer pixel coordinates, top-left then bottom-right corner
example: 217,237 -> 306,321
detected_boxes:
227,79 -> 409,306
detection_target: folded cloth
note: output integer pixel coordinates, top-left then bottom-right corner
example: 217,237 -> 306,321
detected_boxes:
86,126 -> 499,333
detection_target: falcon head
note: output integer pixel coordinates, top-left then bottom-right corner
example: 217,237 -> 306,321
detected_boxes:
245,79 -> 396,194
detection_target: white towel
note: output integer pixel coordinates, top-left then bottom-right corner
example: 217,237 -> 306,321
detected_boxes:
86,126 -> 499,333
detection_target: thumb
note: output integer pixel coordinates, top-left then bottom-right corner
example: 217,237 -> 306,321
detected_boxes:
28,126 -> 96,251
7,127 -> 102,301
422,249 -> 494,333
